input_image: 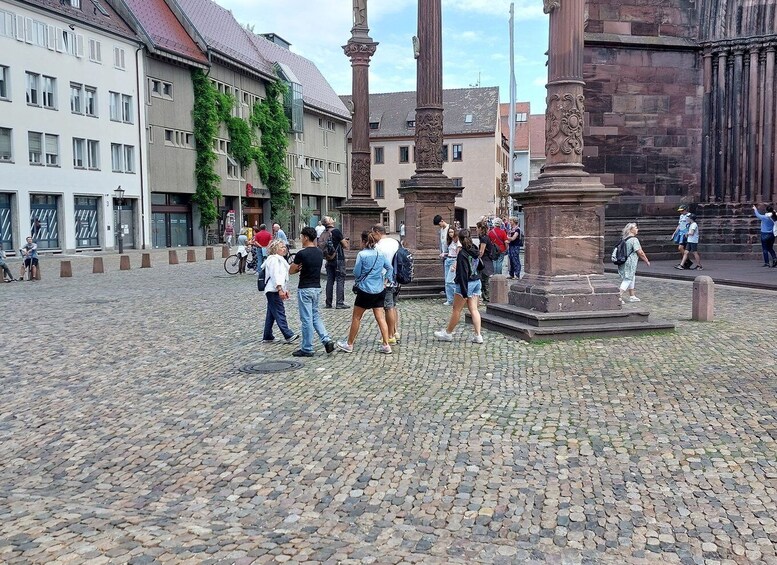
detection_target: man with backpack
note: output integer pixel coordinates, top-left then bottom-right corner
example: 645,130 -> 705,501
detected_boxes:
488,218 -> 509,275
372,224 -> 401,345
319,216 -> 349,309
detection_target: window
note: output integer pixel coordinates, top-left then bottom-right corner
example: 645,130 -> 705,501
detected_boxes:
89,38 -> 101,63
69,0 -> 81,7
452,143 -> 463,161
374,180 -> 384,199
0,9 -> 15,38
70,83 -> 82,113
32,20 -> 46,47
113,47 -> 126,70
45,134 -> 59,166
124,145 -> 134,173
40,76 -> 55,109
399,146 -> 409,164
0,127 -> 12,161
111,143 -> 122,171
464,114 -> 473,124
515,112 -> 527,123
149,79 -> 173,99
26,72 -> 40,106
373,146 -> 384,164
227,156 -> 238,179
73,138 -> 85,168
452,177 -> 463,187
164,129 -> 173,144
0,65 -> 8,100
85,86 -> 96,116
121,94 -> 132,123
28,132 -> 42,164
441,144 -> 449,162
407,120 -> 415,128
109,91 -> 120,120
86,139 -> 98,169
150,79 -> 160,95
60,29 -> 76,55
369,121 -> 379,130
163,82 -> 172,97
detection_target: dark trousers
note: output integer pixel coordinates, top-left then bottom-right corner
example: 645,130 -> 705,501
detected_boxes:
508,246 -> 522,278
480,270 -> 490,302
325,259 -> 346,307
761,232 -> 777,264
263,292 -> 294,340
0,263 -> 12,280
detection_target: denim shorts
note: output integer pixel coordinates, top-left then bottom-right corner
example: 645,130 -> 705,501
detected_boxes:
383,285 -> 399,308
455,279 -> 482,297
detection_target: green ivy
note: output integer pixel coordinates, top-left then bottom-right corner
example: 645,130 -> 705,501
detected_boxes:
191,69 -> 221,230
191,71 -> 291,228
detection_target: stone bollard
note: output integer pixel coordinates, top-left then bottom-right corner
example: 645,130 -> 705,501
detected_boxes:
141,253 -> 151,268
221,245 -> 230,259
187,249 -> 196,263
692,275 -> 714,322
490,274 -> 509,305
60,260 -> 72,278
120,255 -> 131,271
93,257 -> 104,274
205,247 -> 214,260
169,250 -> 179,265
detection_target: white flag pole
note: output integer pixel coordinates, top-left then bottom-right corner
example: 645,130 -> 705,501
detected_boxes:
508,3 -> 517,204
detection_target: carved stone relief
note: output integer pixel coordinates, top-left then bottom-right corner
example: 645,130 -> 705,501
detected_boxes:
414,110 -> 444,170
545,92 -> 585,157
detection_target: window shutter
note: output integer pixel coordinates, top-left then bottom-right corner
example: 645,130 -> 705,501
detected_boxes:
47,25 -> 55,50
15,14 -> 23,41
45,134 -> 58,154
76,34 -> 84,57
29,133 -> 42,153
56,27 -> 64,52
0,130 -> 11,156
24,17 -> 32,43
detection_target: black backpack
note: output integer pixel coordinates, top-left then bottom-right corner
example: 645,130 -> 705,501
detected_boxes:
393,246 -> 414,284
485,238 -> 500,261
318,229 -> 337,261
611,236 -> 635,265
256,265 -> 267,291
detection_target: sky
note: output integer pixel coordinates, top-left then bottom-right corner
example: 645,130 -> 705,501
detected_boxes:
214,0 -> 550,115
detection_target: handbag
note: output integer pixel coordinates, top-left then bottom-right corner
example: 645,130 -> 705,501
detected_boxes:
352,253 -> 380,294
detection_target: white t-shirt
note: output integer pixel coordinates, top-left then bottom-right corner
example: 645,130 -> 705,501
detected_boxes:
686,222 -> 699,244
375,237 -> 399,265
315,224 -> 326,239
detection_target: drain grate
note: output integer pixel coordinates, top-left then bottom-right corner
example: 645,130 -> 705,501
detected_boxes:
239,360 -> 304,374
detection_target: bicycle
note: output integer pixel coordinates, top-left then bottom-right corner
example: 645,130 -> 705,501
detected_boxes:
224,248 -> 259,275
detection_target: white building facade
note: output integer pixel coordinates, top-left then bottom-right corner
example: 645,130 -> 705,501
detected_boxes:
0,0 -> 147,253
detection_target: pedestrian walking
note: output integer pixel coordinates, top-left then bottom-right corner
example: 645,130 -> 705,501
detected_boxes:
289,227 -> 334,357
614,222 -> 650,303
336,231 -> 394,354
442,226 -> 461,305
434,229 -> 484,344
252,223 -> 272,265
372,224 -> 401,344
753,204 -> 777,267
476,222 -> 495,303
671,205 -> 693,269
0,243 -> 15,282
677,214 -> 703,270
488,218 -> 509,275
18,236 -> 39,281
236,230 -> 249,274
433,214 -> 449,280
223,222 -> 234,247
506,217 -> 523,279
261,239 -> 298,344
320,216 -> 350,309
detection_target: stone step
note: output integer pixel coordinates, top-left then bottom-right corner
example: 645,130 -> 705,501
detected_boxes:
483,302 -> 654,328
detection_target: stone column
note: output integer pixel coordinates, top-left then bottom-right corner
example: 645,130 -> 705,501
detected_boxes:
339,0 -> 384,240
478,0 -> 673,339
398,0 -> 461,279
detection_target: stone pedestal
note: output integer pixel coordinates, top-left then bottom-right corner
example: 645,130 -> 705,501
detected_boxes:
338,200 -> 385,242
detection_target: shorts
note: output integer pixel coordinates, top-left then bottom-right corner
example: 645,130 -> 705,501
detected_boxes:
672,232 -> 688,245
354,288 -> 386,310
23,257 -> 39,267
383,285 -> 399,308
685,242 -> 698,251
619,278 -> 635,291
455,279 -> 482,297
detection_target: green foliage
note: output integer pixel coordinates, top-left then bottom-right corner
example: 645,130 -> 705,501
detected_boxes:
191,69 -> 221,229
191,72 -> 292,229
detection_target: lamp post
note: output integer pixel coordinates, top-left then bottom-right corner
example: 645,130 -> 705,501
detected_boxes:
114,186 -> 124,254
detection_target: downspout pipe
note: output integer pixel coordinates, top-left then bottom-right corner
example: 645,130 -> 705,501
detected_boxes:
135,44 -> 147,249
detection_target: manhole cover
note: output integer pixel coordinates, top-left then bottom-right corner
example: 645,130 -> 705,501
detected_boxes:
239,360 -> 304,374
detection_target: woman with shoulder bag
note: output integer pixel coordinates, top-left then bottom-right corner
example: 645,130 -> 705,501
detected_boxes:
477,222 -> 495,303
434,229 -> 484,344
261,239 -> 299,344
507,217 -> 523,279
336,231 -> 394,354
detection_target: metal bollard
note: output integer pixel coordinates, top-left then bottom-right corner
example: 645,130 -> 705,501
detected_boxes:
692,275 -> 714,321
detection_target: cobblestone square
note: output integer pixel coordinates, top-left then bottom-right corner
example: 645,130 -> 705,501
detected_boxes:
1,258 -> 775,564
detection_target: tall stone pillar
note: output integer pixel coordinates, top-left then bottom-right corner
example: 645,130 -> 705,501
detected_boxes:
398,0 -> 461,279
339,0 -> 384,240
479,0 -> 674,340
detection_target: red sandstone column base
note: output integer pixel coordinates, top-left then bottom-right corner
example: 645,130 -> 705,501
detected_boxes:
338,199 -> 385,243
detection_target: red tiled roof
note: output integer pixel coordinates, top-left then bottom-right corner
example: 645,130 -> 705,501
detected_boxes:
173,0 -> 275,77
529,114 -> 546,159
248,34 -> 350,120
499,102 -> 531,151
122,0 -> 207,64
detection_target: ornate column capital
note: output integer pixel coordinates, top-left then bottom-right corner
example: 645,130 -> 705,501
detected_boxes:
543,0 -> 560,14
343,41 -> 378,61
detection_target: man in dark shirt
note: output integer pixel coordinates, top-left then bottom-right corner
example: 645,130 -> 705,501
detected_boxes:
289,227 -> 335,356
320,216 -> 350,309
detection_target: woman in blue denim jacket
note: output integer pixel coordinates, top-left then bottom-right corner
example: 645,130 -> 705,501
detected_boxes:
337,231 -> 394,354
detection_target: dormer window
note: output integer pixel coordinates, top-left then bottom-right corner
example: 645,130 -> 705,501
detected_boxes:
70,0 -> 81,7
369,122 -> 379,130
274,62 -> 303,133
464,114 -> 473,124
407,120 -> 415,128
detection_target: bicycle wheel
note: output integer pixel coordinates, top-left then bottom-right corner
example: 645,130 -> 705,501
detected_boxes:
224,254 -> 240,275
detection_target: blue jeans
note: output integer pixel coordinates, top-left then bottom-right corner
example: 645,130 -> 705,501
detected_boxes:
444,257 -> 456,303
761,232 -> 776,264
492,253 -> 505,275
297,288 -> 330,353
508,246 -> 522,278
263,292 -> 294,341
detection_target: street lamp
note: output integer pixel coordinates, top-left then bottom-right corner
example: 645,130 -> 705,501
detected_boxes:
114,185 -> 124,254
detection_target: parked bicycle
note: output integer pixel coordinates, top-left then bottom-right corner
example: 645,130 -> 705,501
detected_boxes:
224,248 -> 259,275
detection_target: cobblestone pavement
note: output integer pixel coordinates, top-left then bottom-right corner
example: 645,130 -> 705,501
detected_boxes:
0,259 -> 775,565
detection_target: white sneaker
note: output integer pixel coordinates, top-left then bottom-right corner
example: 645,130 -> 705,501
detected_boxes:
628,296 -> 641,303
443,301 -> 452,305
471,334 -> 484,344
434,329 -> 454,342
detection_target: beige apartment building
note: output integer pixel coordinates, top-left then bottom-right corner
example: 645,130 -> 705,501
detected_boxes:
343,87 -> 508,232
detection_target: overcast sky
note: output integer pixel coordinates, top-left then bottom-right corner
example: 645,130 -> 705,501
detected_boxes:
214,0 -> 550,114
